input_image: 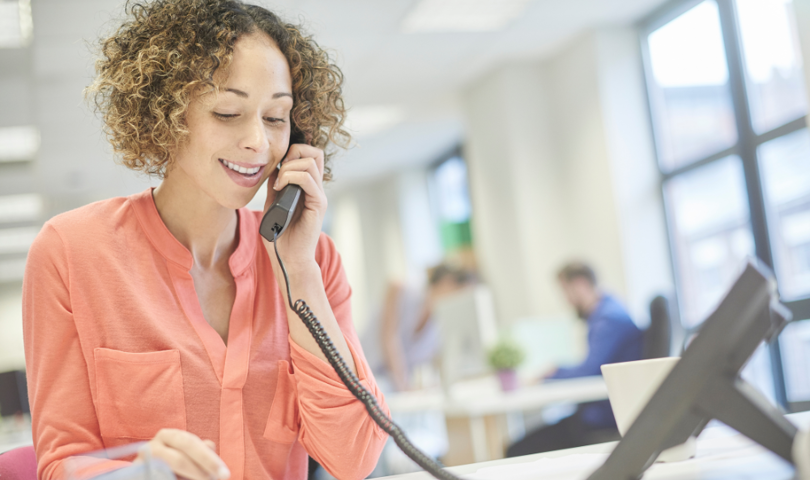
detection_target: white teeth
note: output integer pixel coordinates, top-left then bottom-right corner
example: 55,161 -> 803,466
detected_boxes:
222,159 -> 261,175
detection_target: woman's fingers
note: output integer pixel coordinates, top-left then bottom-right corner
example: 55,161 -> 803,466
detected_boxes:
146,440 -> 212,480
277,157 -> 324,187
284,144 -> 324,177
275,158 -> 326,204
145,429 -> 230,480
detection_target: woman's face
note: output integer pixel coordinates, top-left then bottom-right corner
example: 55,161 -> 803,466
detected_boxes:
170,32 -> 294,209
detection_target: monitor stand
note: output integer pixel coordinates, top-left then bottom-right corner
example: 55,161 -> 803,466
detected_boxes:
587,259 -> 796,480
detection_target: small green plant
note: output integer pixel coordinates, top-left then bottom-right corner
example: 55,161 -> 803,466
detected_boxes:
488,339 -> 525,371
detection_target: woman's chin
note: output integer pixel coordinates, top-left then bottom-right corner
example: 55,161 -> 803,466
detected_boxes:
211,188 -> 256,211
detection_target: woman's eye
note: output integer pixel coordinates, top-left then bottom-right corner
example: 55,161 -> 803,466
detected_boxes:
213,112 -> 237,119
263,117 -> 286,124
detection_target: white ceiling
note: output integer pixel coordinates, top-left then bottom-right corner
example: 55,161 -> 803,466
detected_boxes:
8,0 -> 670,194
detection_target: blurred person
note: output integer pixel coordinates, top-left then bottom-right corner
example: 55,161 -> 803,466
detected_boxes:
506,262 -> 642,457
22,2 -> 387,480
363,264 -> 476,392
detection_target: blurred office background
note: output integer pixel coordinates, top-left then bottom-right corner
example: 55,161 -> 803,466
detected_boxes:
2,0 -> 810,467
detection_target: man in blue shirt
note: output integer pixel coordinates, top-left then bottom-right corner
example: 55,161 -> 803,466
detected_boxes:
507,262 -> 643,457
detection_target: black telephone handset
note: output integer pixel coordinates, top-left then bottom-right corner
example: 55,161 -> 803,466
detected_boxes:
259,130 -> 305,242
261,132 -> 459,480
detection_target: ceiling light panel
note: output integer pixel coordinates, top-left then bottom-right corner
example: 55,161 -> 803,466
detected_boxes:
0,126 -> 39,162
0,0 -> 32,48
0,194 -> 43,224
402,0 -> 533,33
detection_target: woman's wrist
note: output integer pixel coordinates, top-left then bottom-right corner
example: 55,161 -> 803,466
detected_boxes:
272,258 -> 322,296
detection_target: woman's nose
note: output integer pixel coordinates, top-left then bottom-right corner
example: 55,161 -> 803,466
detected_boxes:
239,116 -> 270,153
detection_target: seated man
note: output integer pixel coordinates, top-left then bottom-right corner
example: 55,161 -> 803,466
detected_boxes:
507,262 -> 643,457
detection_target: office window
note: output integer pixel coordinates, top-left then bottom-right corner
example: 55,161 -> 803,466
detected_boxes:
664,156 -> 754,327
642,0 -> 810,410
430,155 -> 473,252
780,320 -> 810,406
758,128 -> 810,300
736,0 -> 807,134
647,1 -> 737,170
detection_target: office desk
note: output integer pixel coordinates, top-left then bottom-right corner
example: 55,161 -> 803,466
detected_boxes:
385,376 -> 608,463
380,411 -> 810,479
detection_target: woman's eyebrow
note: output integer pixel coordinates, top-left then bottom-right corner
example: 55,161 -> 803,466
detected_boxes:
224,88 -> 292,99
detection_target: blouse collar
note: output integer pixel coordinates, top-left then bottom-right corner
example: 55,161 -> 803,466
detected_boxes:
130,188 -> 257,276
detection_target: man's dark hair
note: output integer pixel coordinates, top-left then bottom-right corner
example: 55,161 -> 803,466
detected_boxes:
557,261 -> 597,286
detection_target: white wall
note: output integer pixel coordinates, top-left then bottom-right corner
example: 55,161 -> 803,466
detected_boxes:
329,169 -> 442,335
461,27 -> 673,325
463,64 -> 572,323
594,28 -> 675,324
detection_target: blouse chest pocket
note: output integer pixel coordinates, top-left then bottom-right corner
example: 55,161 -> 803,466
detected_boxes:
94,348 -> 186,440
263,360 -> 300,444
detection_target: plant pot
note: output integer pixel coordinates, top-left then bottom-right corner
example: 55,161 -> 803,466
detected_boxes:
497,369 -> 518,392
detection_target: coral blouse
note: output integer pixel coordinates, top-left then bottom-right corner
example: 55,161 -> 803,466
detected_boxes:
22,189 -> 388,480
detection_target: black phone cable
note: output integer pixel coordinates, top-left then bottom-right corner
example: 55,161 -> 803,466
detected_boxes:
272,229 -> 463,480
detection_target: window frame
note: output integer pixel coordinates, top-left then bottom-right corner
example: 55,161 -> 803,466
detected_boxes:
639,0 -> 810,410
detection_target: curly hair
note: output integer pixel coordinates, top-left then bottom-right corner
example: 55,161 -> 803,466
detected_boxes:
86,0 -> 349,180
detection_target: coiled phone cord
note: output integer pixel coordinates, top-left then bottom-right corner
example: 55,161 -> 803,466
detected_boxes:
272,229 -> 462,480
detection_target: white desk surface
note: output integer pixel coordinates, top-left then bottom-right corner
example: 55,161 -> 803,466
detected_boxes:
386,376 -> 608,417
380,411 -> 810,479
0,431 -> 33,454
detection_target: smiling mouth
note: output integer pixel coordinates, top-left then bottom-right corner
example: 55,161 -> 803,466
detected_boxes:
219,158 -> 262,177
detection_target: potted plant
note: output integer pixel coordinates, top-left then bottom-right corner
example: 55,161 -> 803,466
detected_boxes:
488,339 -> 525,392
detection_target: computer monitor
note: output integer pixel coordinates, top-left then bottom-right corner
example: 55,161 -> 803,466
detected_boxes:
433,285 -> 498,389
587,259 -> 796,479
0,369 -> 30,417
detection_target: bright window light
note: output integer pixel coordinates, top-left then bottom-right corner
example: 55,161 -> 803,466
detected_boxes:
0,0 -> 32,48
648,1 -> 729,87
0,226 -> 39,255
0,126 -> 39,162
434,156 -> 471,223
0,194 -> 43,223
402,0 -> 533,33
737,0 -> 799,84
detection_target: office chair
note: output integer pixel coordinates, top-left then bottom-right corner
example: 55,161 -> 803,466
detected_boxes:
0,446 -> 36,480
642,295 -> 672,359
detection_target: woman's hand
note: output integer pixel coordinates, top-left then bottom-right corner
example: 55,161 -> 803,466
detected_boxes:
262,143 -> 327,269
137,429 -> 230,480
261,143 -> 357,374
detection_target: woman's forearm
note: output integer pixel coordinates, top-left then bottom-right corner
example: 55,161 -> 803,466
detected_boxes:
271,259 -> 357,375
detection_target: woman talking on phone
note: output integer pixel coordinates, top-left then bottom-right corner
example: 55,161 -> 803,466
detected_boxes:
22,1 -> 388,480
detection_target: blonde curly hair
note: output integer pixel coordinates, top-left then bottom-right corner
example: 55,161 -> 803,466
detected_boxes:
87,0 -> 349,180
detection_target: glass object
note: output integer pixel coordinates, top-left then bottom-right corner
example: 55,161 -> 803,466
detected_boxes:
665,156 -> 755,327
646,1 -> 738,170
736,0 -> 807,134
779,319 -> 810,403
758,128 -> 810,300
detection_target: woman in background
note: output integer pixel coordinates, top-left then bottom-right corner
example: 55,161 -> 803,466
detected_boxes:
364,264 -> 476,392
22,2 -> 387,480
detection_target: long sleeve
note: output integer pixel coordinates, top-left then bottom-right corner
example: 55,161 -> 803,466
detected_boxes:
550,315 -> 638,380
23,223 -> 128,480
290,234 -> 387,480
